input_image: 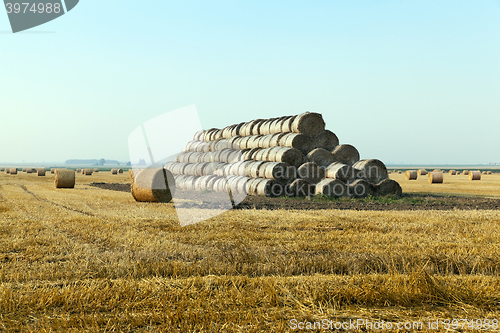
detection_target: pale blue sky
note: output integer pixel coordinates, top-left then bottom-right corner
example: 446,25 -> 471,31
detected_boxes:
1,1 -> 499,164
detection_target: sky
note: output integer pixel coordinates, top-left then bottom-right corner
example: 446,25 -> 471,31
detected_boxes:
1,0 -> 499,165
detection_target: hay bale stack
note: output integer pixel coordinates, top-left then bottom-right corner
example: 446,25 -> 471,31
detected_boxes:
374,179 -> 403,197
349,179 -> 377,198
417,169 -> 428,176
462,170 -> 469,175
313,130 -> 339,151
469,171 -> 481,181
297,162 -> 325,183
325,162 -> 359,182
291,112 -> 325,136
353,159 -> 388,184
428,172 -> 443,184
55,170 -> 75,188
331,144 -> 360,166
131,168 -> 175,202
83,169 -> 93,176
315,178 -> 347,197
37,168 -> 46,176
261,147 -> 306,168
307,148 -> 335,167
260,162 -> 295,182
285,179 -> 315,197
449,170 -> 456,175
405,170 -> 418,180
279,133 -> 314,154
10,168 -> 18,175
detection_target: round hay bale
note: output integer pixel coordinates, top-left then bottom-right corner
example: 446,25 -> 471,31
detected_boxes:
55,169 -> 75,188
331,144 -> 360,166
5,168 -> 10,174
398,171 -> 402,174
482,171 -> 487,175
0,168 -> 4,172
432,169 -> 441,173
269,133 -> 286,147
417,169 -> 428,176
94,168 -> 99,173
449,170 -> 457,175
76,168 -> 81,173
118,169 -> 123,174
315,178 -> 347,197
428,172 -> 443,184
487,171 -> 492,175
10,168 -> 18,175
405,170 -> 418,180
269,118 -> 285,134
271,147 -> 306,168
255,179 -> 284,197
26,168 -> 32,174
245,161 -> 267,178
22,168 -> 26,172
260,134 -> 275,149
325,162 -> 359,182
258,119 -> 274,136
251,119 -> 266,136
131,168 -> 175,202
37,168 -> 46,176
285,179 -> 315,197
111,169 -> 118,175
352,159 -> 388,184
313,130 -> 339,151
281,116 -> 296,133
83,168 -> 93,176
291,112 -> 325,135
297,162 -> 325,183
348,179 -> 377,198
51,168 -> 56,174
242,148 -> 262,161
280,133 -> 314,155
261,162 -> 295,182
246,135 -> 263,149
469,170 -> 481,181
462,170 -> 469,175
374,179 -> 402,197
307,148 -> 335,167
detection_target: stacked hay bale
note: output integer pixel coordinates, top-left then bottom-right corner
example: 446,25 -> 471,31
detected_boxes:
164,112 -> 401,198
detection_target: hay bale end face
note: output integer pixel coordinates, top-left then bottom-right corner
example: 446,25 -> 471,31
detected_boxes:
353,159 -> 388,184
417,169 -> 428,176
83,169 -> 93,176
307,148 -> 335,167
469,170 -> 481,181
131,168 -> 175,203
10,168 -> 18,175
405,170 -> 418,180
291,112 -> 326,136
55,170 -> 75,188
331,144 -> 360,166
449,170 -> 456,175
37,168 -> 46,176
462,170 -> 469,175
297,162 -> 325,183
428,172 -> 443,184
313,130 -> 339,151
118,169 -> 124,174
375,179 -> 403,197
111,169 -> 118,175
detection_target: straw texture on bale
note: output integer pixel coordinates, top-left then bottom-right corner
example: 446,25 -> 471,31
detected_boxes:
348,179 -> 376,198
307,148 -> 335,167
131,168 -> 175,203
313,130 -> 339,151
331,144 -> 360,166
428,172 -> 443,184
417,169 -> 428,176
374,179 -> 403,197
111,169 -> 118,175
291,112 -> 325,136
297,162 -> 325,184
315,178 -> 347,197
260,162 -> 295,182
285,179 -> 315,197
10,168 -> 18,175
37,168 -> 46,176
449,170 -> 456,175
55,170 -> 75,188
469,170 -> 481,181
405,170 -> 418,180
352,159 -> 388,184
280,133 -> 314,154
26,168 -> 32,174
83,169 -> 93,176
325,162 -> 359,182
463,170 -> 469,175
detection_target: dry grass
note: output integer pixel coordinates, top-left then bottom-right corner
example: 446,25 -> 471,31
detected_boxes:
1,172 -> 500,332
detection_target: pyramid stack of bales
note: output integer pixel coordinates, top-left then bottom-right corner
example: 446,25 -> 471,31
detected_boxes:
164,112 -> 402,198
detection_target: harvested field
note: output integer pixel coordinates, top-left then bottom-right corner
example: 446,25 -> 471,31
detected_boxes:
1,171 -> 500,331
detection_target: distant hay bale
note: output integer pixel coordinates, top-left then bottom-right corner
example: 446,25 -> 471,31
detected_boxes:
307,148 -> 335,167
83,168 -> 93,176
353,159 -> 388,184
375,179 -> 403,197
10,168 -> 18,175
398,171 -> 401,174
469,170 -> 481,181
432,169 -> 440,173
26,168 -> 32,174
417,169 -> 428,176
462,170 -> 469,175
325,162 -> 359,182
487,171 -> 492,175
482,171 -> 487,175
315,178 -> 347,197
0,168 -> 4,172
111,169 -> 118,175
291,112 -> 325,136
285,179 -> 315,197
349,179 -> 377,198
55,169 -> 75,188
22,168 -> 26,172
76,169 -> 82,173
94,168 -> 99,173
37,168 -> 46,176
131,168 -> 175,202
118,169 -> 124,174
428,172 -> 443,184
331,144 -> 360,166
51,168 -> 55,174
279,133 -> 314,154
449,170 -> 456,175
405,170 -> 418,180
313,130 -> 339,151
297,162 -> 325,183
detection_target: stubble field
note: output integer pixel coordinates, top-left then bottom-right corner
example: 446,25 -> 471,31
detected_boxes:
1,171 -> 500,332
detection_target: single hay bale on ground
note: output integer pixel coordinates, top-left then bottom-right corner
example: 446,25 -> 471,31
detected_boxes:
469,170 -> 481,181
297,162 -> 325,183
313,130 -> 339,151
331,144 -> 360,166
22,168 -> 26,172
428,172 -> 443,184
118,169 -> 124,174
93,168 -> 99,173
325,162 -> 359,182
353,159 -> 388,184
26,168 -> 32,174
37,168 -> 46,176
348,179 -> 377,198
463,170 -> 469,175
111,169 -> 118,175
482,171 -> 487,175
83,169 -> 93,176
374,179 -> 403,197
131,168 -> 175,202
315,178 -> 347,197
449,170 -> 456,175
55,169 -> 75,188
307,148 -> 335,167
10,168 -> 18,175
487,171 -> 492,175
285,179 -> 315,197
291,112 -> 326,136
405,170 -> 418,180
417,169 -> 428,176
